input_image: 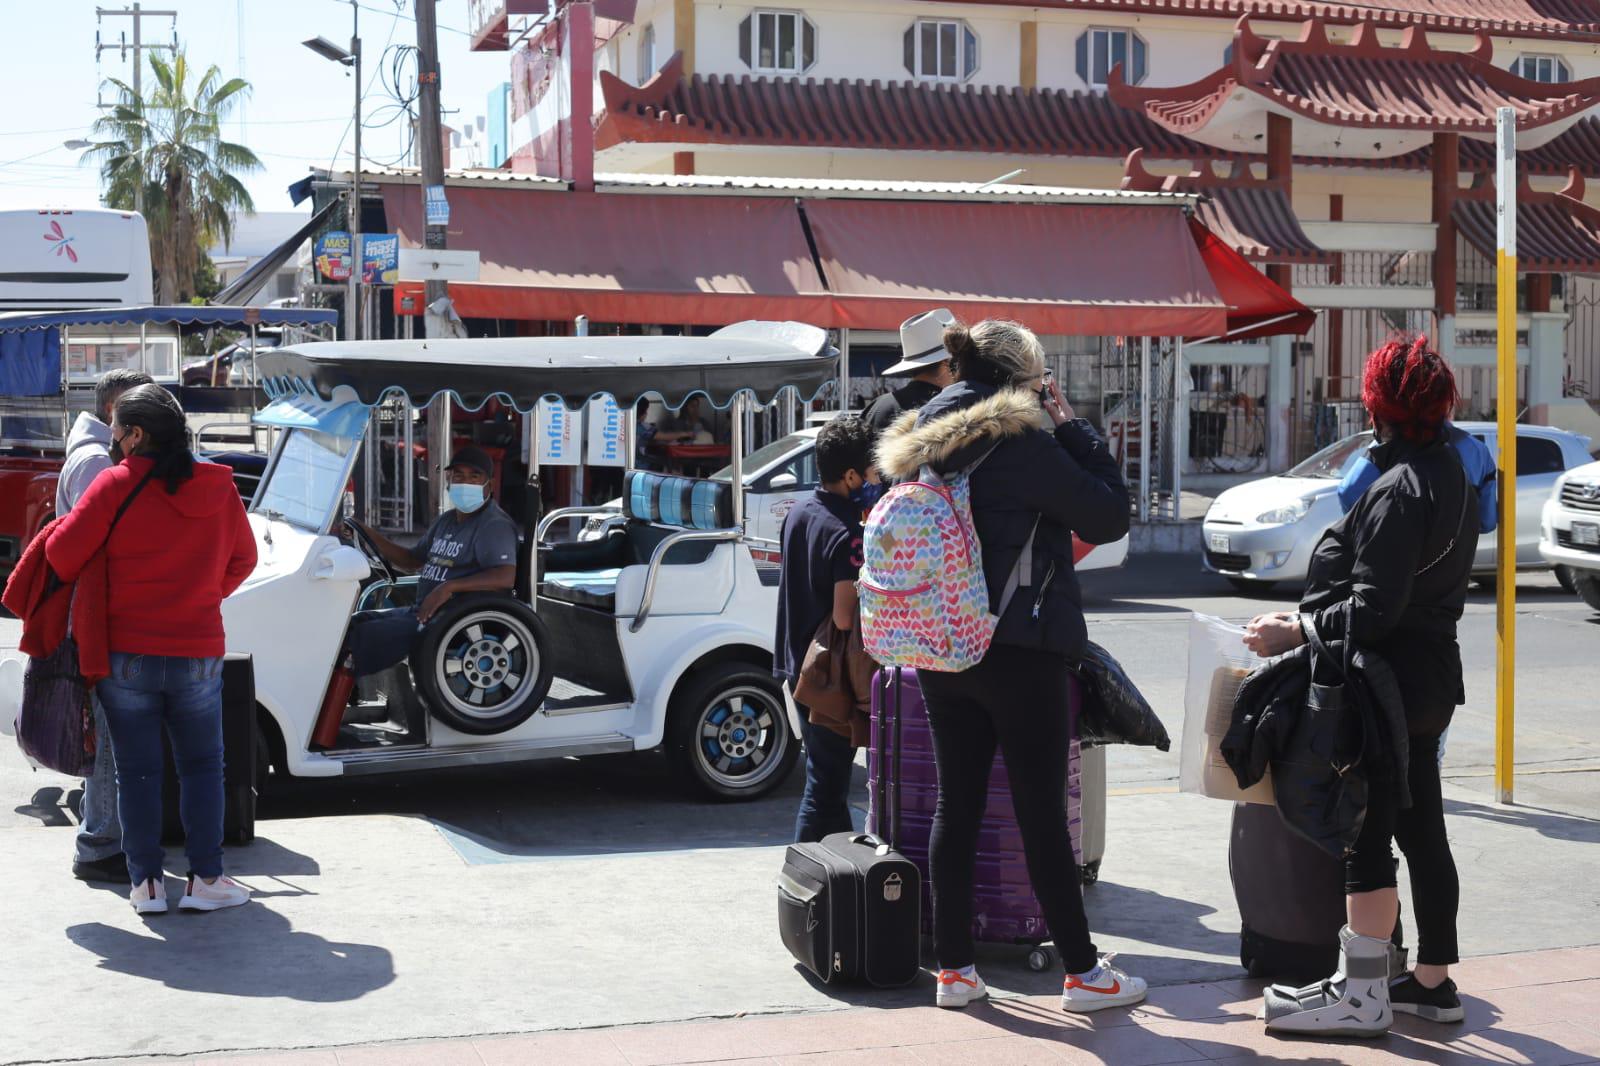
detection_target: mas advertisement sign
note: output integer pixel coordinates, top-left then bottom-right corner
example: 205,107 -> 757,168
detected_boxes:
360,234 -> 400,284
315,231 -> 353,282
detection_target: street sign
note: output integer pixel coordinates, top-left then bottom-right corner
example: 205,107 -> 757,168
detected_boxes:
537,398 -> 581,466
397,247 -> 480,282
424,184 -> 450,227
360,233 -> 400,284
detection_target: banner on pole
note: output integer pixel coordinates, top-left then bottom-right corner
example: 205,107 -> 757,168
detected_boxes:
537,398 -> 581,466
585,394 -> 627,467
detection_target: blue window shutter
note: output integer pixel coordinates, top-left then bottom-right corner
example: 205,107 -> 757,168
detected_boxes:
1133,35 -> 1148,84
904,26 -> 915,75
963,26 -> 977,79
739,15 -> 752,68
803,17 -> 816,71
1076,31 -> 1089,83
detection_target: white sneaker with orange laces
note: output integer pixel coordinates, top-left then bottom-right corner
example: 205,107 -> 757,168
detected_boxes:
1061,954 -> 1148,1013
935,967 -> 988,1009
177,874 -> 250,912
129,877 -> 167,915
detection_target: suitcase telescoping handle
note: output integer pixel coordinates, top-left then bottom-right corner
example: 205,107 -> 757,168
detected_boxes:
872,666 -> 904,854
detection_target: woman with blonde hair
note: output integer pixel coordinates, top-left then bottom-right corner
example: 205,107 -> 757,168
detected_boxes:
875,319 -> 1139,1012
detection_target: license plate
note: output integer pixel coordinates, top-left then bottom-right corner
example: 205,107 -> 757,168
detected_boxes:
1209,532 -> 1231,553
1575,522 -> 1600,547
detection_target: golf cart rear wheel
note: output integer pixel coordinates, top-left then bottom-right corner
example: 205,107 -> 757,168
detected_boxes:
411,595 -> 554,736
667,663 -> 798,801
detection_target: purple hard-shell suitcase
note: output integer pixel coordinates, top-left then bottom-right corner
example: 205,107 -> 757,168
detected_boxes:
866,668 -> 1093,969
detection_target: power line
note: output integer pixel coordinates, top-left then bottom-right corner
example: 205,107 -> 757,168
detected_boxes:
336,0 -> 473,38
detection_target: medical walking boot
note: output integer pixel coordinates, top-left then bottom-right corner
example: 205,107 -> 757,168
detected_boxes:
1263,926 -> 1393,1038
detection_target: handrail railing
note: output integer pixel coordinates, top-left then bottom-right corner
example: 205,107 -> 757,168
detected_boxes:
536,504 -> 623,541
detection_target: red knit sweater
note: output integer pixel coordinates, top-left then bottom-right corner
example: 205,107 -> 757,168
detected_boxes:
44,458 -> 257,659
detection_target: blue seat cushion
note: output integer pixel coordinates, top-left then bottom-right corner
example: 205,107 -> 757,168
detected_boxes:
624,471 -> 733,530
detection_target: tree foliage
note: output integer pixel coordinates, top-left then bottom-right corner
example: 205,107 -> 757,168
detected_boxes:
84,50 -> 262,303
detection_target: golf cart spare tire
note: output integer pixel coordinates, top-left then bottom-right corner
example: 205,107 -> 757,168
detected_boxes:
411,594 -> 554,736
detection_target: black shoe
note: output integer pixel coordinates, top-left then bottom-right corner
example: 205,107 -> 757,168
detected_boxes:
73,854 -> 130,883
1389,973 -> 1464,1023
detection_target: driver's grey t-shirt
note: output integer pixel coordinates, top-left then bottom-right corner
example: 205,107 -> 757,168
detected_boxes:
410,500 -> 520,601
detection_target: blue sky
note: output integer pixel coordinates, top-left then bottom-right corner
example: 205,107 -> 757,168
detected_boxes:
0,1 -> 516,216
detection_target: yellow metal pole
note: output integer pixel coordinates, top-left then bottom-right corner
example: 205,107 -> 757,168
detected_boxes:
1494,108 -> 1517,806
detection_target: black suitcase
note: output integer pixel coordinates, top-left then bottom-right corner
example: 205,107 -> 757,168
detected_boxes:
161,655 -> 257,846
1230,801 -> 1405,984
777,667 -> 920,988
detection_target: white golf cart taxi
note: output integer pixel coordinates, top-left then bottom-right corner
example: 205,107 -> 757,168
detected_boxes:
230,322 -> 835,800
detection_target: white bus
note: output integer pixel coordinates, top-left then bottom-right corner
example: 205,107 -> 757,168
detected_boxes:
0,208 -> 154,312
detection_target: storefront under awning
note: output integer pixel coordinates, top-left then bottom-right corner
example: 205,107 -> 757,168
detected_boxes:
378,176 -> 1308,340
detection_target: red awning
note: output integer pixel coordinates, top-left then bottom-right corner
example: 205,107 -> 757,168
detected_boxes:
382,185 -> 832,326
801,199 -> 1229,337
1186,218 -> 1316,342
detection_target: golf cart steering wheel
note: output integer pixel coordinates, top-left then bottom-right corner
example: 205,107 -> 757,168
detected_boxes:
342,518 -> 398,587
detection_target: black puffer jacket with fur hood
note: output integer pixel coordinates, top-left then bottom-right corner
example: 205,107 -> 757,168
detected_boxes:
876,381 -> 1129,663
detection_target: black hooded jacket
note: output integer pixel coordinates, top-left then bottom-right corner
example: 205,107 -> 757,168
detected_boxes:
875,381 -> 1129,663
1299,434 -> 1478,736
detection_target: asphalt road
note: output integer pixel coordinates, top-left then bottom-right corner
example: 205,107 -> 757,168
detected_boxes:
1,555 -> 1597,1064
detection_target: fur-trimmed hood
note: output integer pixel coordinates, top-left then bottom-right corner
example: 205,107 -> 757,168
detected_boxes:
876,384 -> 1044,481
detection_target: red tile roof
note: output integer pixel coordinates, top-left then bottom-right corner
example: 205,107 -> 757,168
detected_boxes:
1113,18 -> 1600,136
1121,148 -> 1332,264
940,1 -> 1600,40
1452,167 -> 1600,273
596,53 -> 1226,159
595,52 -> 1600,177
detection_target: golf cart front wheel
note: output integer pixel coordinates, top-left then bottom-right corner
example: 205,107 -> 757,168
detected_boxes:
412,594 -> 554,736
667,663 -> 798,801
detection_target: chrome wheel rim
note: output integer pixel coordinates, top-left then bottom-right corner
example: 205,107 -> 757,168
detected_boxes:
434,613 -> 540,720
695,684 -> 788,790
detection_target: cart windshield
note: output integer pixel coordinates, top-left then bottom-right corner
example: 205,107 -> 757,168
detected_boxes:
252,427 -> 359,532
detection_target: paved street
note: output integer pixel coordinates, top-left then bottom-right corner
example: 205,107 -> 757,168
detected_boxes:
2,555 -> 1597,1064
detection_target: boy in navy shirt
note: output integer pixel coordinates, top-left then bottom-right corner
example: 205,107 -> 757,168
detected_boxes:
775,417 -> 881,842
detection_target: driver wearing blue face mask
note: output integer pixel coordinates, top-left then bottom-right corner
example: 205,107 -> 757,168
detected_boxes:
341,445 -> 520,679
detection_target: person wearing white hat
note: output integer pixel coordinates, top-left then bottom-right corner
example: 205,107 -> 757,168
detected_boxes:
862,309 -> 958,435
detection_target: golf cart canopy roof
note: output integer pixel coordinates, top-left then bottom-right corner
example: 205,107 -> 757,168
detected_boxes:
254,321 -> 836,412
0,304 -> 339,335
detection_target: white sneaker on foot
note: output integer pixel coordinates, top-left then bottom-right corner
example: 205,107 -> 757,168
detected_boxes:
177,874 -> 250,912
1062,954 -> 1148,1012
129,877 -> 167,915
935,967 -> 988,1008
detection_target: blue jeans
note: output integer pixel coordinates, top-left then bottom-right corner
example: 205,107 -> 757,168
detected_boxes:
96,653 -> 226,885
347,607 -> 424,678
793,716 -> 857,844
75,696 -> 123,863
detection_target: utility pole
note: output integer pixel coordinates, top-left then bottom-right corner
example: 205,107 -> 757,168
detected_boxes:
96,4 -> 178,218
349,0 -> 362,342
415,0 -> 450,515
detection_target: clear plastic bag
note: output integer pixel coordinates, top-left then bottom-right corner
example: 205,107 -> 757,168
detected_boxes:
1180,612 -> 1274,804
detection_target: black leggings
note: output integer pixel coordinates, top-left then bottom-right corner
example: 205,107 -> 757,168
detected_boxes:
919,645 -> 1097,974
1345,732 -> 1460,966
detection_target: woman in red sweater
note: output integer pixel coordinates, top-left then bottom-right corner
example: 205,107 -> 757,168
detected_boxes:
47,384 -> 257,914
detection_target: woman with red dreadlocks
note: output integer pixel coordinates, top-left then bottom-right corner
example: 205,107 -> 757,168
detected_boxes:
1242,336 -> 1477,1037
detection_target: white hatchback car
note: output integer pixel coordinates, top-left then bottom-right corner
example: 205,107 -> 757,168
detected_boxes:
1202,422 -> 1594,591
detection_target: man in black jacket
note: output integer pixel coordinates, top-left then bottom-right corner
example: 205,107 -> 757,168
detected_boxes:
862,308 -> 956,435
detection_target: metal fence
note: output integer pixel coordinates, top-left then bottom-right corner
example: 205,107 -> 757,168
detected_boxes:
1187,364 -> 1269,475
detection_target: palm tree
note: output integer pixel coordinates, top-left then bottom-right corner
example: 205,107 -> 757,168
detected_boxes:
84,51 -> 262,303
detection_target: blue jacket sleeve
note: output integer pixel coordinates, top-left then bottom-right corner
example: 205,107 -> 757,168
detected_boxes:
1449,428 -> 1498,534
1336,455 -> 1381,513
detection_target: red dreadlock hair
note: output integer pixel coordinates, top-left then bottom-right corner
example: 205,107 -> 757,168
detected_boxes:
1361,335 -> 1459,442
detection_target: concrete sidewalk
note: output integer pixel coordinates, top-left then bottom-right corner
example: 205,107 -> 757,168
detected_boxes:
96,946 -> 1600,1066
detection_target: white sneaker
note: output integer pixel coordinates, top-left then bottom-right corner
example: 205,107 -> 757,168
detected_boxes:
129,877 -> 167,915
935,967 -> 988,1008
177,874 -> 250,912
1062,954 -> 1148,1013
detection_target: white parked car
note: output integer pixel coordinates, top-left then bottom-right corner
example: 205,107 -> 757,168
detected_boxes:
1202,423 -> 1594,591
213,323 -> 837,801
1539,460 -> 1600,611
